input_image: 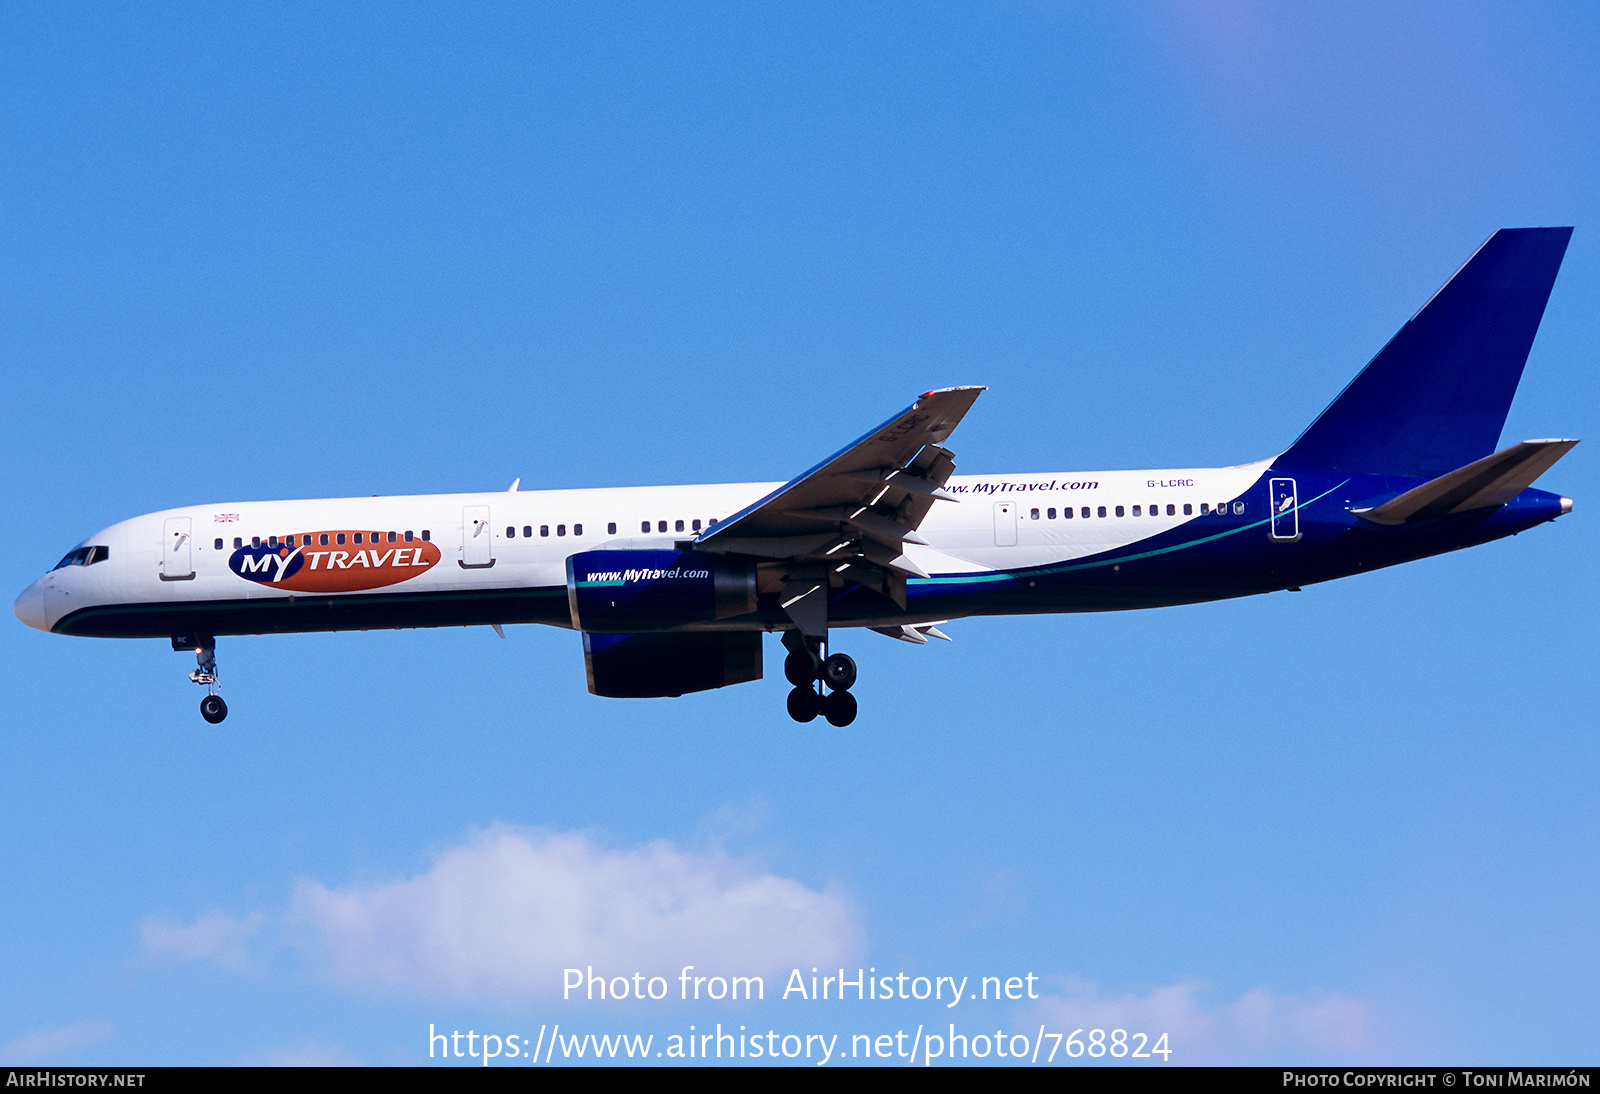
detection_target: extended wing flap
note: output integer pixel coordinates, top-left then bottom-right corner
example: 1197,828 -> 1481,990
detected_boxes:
1355,439 -> 1578,525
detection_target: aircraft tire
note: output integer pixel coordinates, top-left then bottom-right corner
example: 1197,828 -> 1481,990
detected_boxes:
200,695 -> 228,724
821,653 -> 856,692
822,689 -> 857,727
786,686 -> 821,723
784,650 -> 819,687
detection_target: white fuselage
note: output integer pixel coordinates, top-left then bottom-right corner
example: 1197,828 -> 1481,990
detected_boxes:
17,461 -> 1272,635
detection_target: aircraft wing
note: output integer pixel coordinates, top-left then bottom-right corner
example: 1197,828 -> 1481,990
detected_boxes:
696,386 -> 983,562
694,387 -> 984,629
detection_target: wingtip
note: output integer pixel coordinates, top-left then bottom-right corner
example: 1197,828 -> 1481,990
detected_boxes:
920,385 -> 988,398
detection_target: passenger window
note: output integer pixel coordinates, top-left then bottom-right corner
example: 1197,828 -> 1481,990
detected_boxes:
1062,507 -> 1072,519
1082,507 -> 1091,519
269,536 -> 278,547
506,526 -> 515,538
234,537 -> 243,548
675,520 -> 684,532
540,525 -> 550,537
252,537 -> 261,548
574,524 -> 583,536
1096,506 -> 1106,518
1030,508 -> 1040,520
336,534 -> 346,545
404,531 -> 413,542
1233,501 -> 1245,514
1047,508 -> 1056,519
1115,506 -> 1125,518
608,522 -> 617,535
1182,504 -> 1192,515
354,533 -> 363,544
387,532 -> 396,543
1166,504 -> 1175,516
658,521 -> 668,533
320,534 -> 329,546
214,538 -> 224,550
692,519 -> 702,531
708,517 -> 718,526
641,521 -> 651,533
523,526 -> 532,538
556,525 -> 565,536
1199,504 -> 1210,515
1131,506 -> 1141,517
421,530 -> 430,541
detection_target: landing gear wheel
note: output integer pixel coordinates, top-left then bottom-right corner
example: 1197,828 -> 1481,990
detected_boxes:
200,695 -> 228,724
821,653 -> 856,692
822,689 -> 857,727
784,649 -> 820,687
786,686 -> 821,723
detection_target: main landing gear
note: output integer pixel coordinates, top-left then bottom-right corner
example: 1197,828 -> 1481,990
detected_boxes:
174,635 -> 227,723
782,634 -> 857,727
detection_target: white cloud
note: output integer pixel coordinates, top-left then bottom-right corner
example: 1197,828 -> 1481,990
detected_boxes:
0,1022 -> 114,1065
140,825 -> 861,1004
1028,978 -> 1373,1065
140,910 -> 267,975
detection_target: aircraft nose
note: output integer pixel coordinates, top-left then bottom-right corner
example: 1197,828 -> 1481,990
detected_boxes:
13,581 -> 48,632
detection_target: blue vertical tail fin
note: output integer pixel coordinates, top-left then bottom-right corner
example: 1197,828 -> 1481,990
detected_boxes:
1278,227 -> 1572,478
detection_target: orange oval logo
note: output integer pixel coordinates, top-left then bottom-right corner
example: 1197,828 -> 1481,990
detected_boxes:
229,532 -> 441,592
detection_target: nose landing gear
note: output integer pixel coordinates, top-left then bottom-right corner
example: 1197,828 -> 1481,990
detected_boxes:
175,635 -> 227,723
782,633 -> 857,726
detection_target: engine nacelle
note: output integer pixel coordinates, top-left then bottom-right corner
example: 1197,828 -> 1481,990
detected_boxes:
565,549 -> 757,633
583,631 -> 762,697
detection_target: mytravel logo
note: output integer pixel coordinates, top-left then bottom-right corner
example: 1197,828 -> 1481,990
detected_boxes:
228,531 -> 441,592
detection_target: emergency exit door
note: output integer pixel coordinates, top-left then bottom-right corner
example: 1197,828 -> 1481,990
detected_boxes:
993,501 -> 1018,546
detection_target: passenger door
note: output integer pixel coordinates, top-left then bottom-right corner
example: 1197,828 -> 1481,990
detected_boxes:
161,517 -> 194,580
1269,478 -> 1300,541
461,506 -> 495,568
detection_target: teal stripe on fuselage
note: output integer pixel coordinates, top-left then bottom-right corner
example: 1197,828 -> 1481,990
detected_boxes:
912,478 -> 1350,587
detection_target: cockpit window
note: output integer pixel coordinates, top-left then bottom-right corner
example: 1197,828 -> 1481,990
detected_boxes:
52,545 -> 109,570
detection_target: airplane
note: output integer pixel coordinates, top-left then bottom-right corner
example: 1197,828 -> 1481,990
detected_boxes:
13,227 -> 1579,728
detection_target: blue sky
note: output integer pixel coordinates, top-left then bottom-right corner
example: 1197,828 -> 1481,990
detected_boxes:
2,1 -> 1596,1066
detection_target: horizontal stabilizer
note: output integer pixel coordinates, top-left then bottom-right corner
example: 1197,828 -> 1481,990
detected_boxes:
1354,439 -> 1578,525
